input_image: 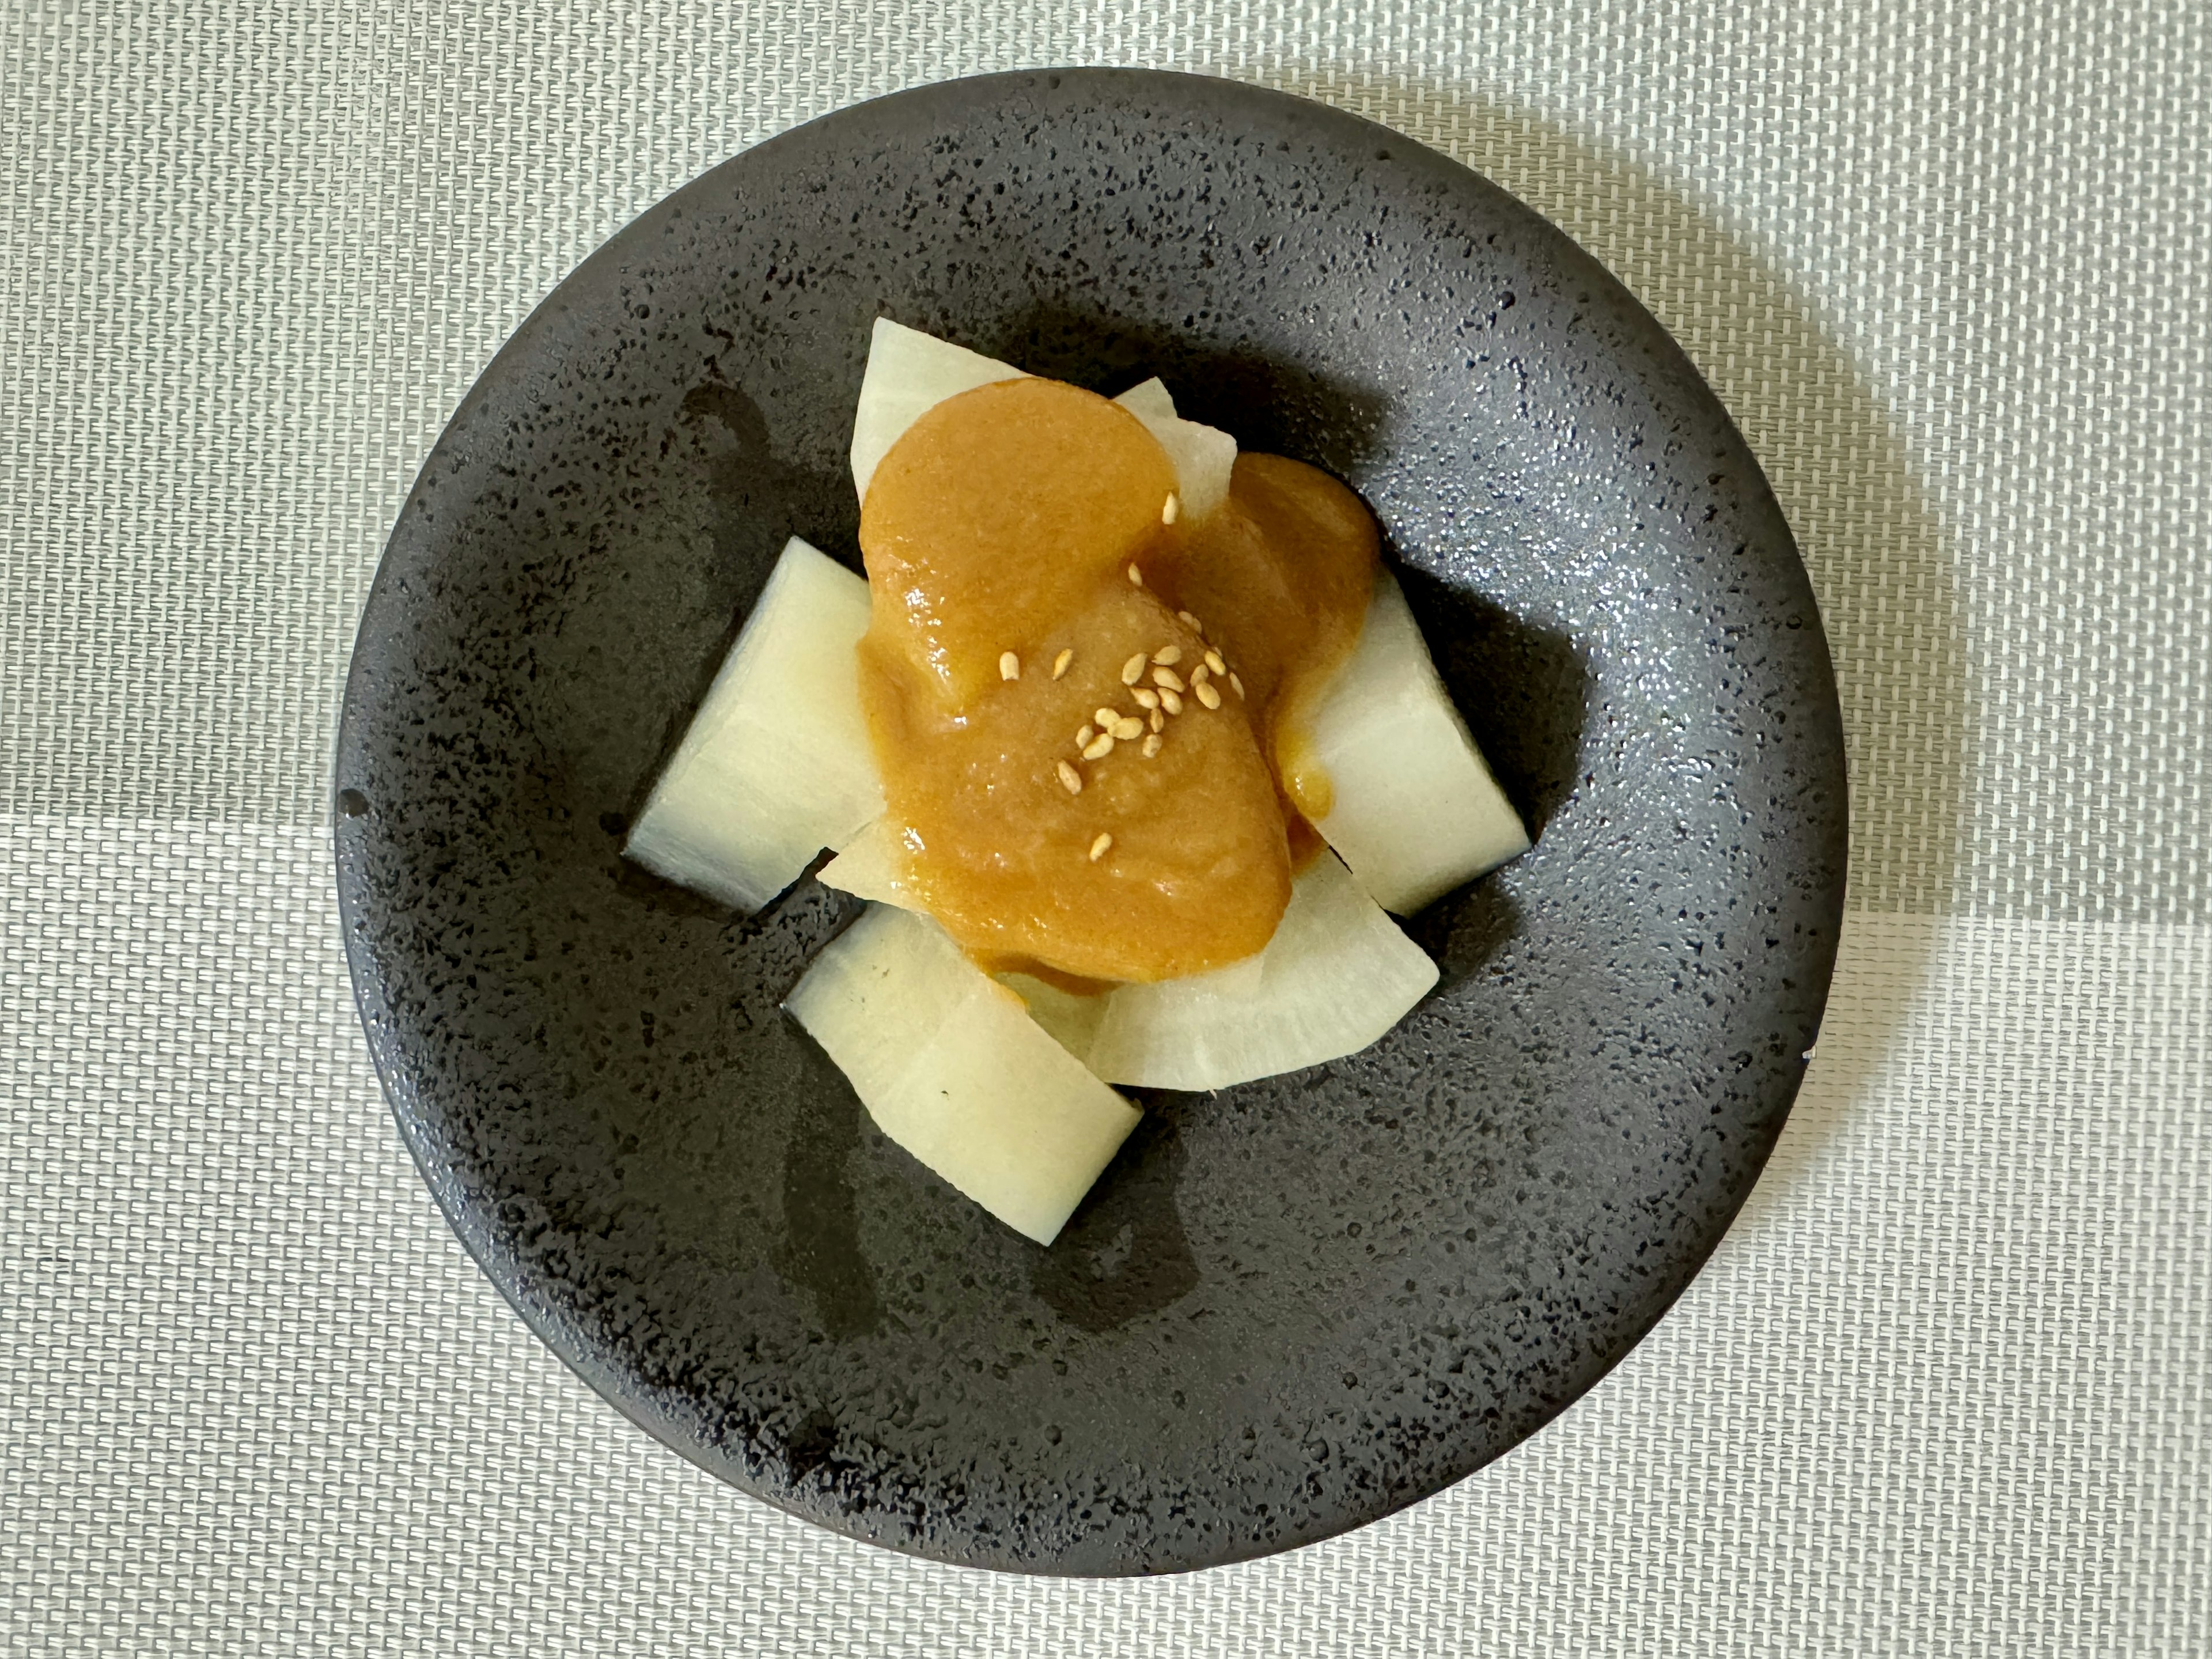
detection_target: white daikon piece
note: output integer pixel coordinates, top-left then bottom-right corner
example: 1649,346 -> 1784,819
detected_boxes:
1112,376 -> 1179,424
623,537 -> 883,913
994,972 -> 1113,1062
1113,377 -> 1237,522
847,319 -> 1236,522
785,903 -> 1141,1245
1069,851 -> 1439,1090
849,319 -> 1027,502
1302,569 -> 1529,915
813,816 -> 911,908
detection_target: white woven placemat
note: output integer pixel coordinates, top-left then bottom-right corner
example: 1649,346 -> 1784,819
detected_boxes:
2,1 -> 2206,1652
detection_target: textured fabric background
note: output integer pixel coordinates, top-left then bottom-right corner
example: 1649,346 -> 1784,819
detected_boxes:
2,1 -> 2206,1653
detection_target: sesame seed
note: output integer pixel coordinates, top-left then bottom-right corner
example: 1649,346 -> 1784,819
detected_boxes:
1153,645 -> 1183,666
1112,715 -> 1143,740
1052,648 -> 1073,680
1161,493 -> 1180,525
1141,733 -> 1163,758
1149,707 -> 1164,732
1159,688 -> 1183,715
1131,687 -> 1160,710
999,650 -> 1020,681
1058,760 -> 1083,794
1195,680 -> 1222,709
1077,724 -> 1094,747
1190,662 -> 1210,686
1229,671 -> 1245,698
1089,832 -> 1113,862
1152,666 -> 1184,692
1177,610 -> 1204,634
1126,563 -> 1144,586
1120,653 -> 1147,686
1205,649 -> 1226,676
1082,732 -> 1116,760
1094,706 -> 1119,728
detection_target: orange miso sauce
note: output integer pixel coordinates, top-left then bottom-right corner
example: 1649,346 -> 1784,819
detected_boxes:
857,376 -> 1376,984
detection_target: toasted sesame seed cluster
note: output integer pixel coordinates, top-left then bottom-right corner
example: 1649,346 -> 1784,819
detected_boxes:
1044,567 -> 1247,854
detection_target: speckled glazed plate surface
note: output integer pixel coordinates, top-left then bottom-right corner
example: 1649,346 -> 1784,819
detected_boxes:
335,68 -> 1846,1574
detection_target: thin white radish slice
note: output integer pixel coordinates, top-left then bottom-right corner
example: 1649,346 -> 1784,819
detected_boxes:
1299,569 -> 1529,914
623,536 -> 882,913
785,903 -> 1141,1245
1013,850 -> 1438,1090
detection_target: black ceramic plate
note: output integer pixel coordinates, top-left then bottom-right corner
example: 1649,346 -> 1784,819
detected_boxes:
336,69 -> 1845,1574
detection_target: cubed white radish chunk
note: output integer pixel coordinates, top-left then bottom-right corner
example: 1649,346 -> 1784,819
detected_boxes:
1061,850 -> 1438,1090
785,904 -> 1141,1245
1301,569 -> 1530,915
849,319 -> 1028,502
1112,377 -> 1237,522
624,536 -> 883,913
